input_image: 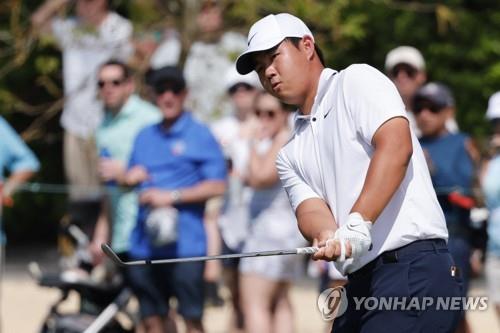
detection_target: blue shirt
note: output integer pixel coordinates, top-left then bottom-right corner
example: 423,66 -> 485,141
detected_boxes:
128,112 -> 227,259
0,116 -> 40,244
96,95 -> 161,253
420,133 -> 474,233
0,116 -> 40,181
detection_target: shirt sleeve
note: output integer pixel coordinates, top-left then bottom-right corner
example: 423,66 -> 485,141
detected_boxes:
0,117 -> 40,175
276,149 -> 320,211
196,127 -> 227,181
101,14 -> 133,61
343,64 -> 407,144
127,128 -> 144,170
51,17 -> 72,48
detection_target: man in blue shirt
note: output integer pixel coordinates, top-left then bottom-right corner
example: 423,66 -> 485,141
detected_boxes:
124,66 -> 227,333
0,115 -> 40,271
0,116 -> 40,213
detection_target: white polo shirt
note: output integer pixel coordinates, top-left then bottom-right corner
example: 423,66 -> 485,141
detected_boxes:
276,64 -> 448,275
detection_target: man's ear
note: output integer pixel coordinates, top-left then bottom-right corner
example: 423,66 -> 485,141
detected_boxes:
301,35 -> 316,61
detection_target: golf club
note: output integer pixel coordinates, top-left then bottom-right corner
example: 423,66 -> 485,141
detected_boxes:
101,243 -> 319,266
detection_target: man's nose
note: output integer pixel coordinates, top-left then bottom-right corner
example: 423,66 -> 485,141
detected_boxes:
264,64 -> 277,80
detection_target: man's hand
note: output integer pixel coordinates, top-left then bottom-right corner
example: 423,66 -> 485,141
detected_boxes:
334,213 -> 372,260
98,158 -> 125,182
124,166 -> 149,186
312,230 -> 352,262
139,189 -> 174,207
312,213 -> 372,262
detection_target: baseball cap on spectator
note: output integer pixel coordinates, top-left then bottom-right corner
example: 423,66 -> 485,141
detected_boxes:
486,91 -> 500,120
146,66 -> 186,95
413,82 -> 455,112
224,66 -> 261,94
385,46 -> 425,72
236,13 -> 315,75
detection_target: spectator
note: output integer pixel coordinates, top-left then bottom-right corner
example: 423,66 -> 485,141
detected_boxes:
184,0 -> 247,122
0,116 -> 40,270
239,91 -> 305,333
124,66 -> 227,333
184,0 -> 246,304
133,26 -> 181,73
210,66 -> 260,331
481,91 -> 500,321
385,46 -> 459,136
88,60 -> 161,264
414,82 -> 479,333
31,0 -> 133,206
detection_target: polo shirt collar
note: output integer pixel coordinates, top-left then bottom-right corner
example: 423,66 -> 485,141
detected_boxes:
104,94 -> 137,122
295,68 -> 337,122
159,110 -> 191,135
120,94 -> 140,118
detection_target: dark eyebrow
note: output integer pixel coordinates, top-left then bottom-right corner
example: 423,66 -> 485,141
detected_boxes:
256,40 -> 283,58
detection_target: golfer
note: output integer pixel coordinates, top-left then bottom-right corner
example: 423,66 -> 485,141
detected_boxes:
236,13 -> 462,332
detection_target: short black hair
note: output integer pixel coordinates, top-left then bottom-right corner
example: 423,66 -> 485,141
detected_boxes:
99,59 -> 131,79
286,37 -> 325,67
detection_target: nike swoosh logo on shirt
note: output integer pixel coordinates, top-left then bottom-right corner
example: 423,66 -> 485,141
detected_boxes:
324,107 -> 333,119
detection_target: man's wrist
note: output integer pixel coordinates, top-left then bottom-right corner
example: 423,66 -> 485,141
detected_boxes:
170,190 -> 182,204
317,229 -> 335,243
349,212 -> 373,227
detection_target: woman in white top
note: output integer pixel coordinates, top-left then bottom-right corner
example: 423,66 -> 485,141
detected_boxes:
239,91 -> 305,333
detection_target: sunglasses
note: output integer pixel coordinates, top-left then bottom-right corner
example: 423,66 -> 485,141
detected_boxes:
255,109 -> 278,119
228,83 -> 254,95
154,82 -> 184,95
413,100 -> 444,115
97,78 -> 125,89
391,64 -> 418,79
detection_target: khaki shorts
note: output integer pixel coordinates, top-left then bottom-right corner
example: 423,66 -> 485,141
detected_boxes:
63,131 -> 100,201
485,254 -> 500,304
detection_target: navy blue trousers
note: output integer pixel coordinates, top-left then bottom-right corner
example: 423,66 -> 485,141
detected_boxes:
332,239 -> 463,333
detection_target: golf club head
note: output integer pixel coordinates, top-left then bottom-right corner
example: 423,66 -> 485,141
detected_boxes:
101,243 -> 125,266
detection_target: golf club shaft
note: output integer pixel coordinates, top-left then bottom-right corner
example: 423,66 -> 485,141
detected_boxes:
101,243 -> 318,266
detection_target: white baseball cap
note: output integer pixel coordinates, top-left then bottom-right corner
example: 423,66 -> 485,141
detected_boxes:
224,65 -> 261,92
236,13 -> 314,75
486,91 -> 500,120
385,46 -> 425,71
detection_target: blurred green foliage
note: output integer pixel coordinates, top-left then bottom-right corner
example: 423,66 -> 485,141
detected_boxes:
1,0 -> 499,243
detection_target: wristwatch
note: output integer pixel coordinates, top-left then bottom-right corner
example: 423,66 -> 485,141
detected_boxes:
170,190 -> 182,204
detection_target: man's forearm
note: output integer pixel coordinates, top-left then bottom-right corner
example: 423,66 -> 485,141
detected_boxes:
351,118 -> 412,222
2,171 -> 36,197
31,0 -> 68,29
177,180 -> 226,204
296,198 -> 337,242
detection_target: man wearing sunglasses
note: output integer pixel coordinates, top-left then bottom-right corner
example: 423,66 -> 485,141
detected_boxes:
385,46 -> 459,138
89,60 -> 160,265
236,13 -> 461,332
123,66 -> 227,333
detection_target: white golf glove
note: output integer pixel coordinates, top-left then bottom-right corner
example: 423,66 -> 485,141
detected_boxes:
332,212 -> 372,262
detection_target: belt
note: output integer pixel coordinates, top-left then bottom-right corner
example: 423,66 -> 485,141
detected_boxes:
348,238 -> 447,280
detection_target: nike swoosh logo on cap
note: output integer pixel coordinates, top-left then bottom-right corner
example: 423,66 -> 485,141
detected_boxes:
248,32 -> 258,46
